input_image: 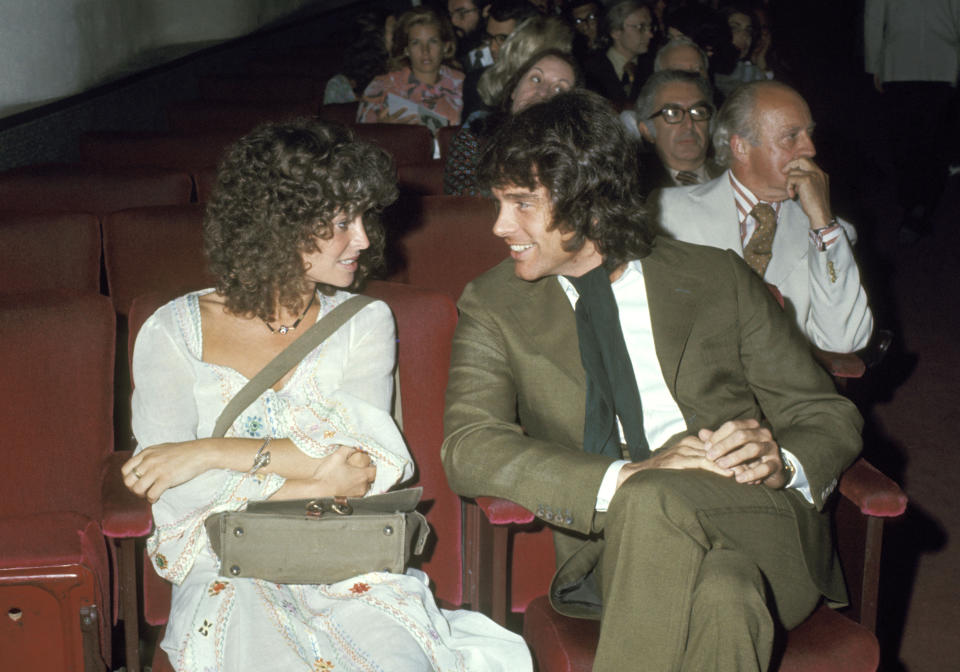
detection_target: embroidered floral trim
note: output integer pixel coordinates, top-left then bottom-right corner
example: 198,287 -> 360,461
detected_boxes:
349,582 -> 370,594
155,553 -> 168,570
244,416 -> 265,436
208,580 -> 229,596
314,659 -> 335,671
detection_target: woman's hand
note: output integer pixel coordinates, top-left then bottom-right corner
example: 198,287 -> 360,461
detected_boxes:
313,445 -> 377,497
122,440 -> 212,503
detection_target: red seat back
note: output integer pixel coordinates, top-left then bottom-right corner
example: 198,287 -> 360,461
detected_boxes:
0,164 -> 193,217
0,294 -> 115,521
388,195 -> 503,301
353,123 -> 435,165
0,212 -> 100,294
318,102 -> 360,126
198,75 -> 327,104
102,205 -> 216,315
79,131 -> 241,171
166,100 -> 319,133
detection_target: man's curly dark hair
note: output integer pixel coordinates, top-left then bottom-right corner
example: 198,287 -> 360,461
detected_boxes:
204,119 -> 397,321
478,89 -> 654,271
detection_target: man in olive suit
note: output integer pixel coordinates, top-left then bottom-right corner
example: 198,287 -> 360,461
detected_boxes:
442,90 -> 862,671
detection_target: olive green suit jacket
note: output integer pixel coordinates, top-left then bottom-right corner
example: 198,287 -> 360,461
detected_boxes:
442,238 -> 863,617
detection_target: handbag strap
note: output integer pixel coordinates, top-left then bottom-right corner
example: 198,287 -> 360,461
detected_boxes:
212,294 -> 375,438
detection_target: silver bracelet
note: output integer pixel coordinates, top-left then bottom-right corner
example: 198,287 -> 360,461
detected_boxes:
249,437 -> 272,474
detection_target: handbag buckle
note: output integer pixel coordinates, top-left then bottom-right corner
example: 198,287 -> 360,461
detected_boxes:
304,497 -> 354,518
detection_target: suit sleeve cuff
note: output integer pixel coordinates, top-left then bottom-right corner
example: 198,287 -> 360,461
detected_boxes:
596,460 -> 630,512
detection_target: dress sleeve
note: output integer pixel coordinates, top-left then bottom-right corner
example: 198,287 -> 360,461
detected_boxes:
279,300 -> 413,495
131,304 -> 285,585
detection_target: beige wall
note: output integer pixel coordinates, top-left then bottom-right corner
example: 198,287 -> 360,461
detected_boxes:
0,0 -> 329,117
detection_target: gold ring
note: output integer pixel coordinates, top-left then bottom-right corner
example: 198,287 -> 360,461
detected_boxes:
133,468 -> 144,479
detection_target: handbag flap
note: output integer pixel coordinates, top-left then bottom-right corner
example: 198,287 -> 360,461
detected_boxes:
244,486 -> 423,516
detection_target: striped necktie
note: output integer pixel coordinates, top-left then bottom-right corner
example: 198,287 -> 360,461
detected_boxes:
675,170 -> 699,185
744,202 -> 777,277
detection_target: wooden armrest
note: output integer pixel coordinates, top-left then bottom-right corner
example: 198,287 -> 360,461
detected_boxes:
475,497 -> 536,525
813,349 -> 867,379
101,450 -> 153,538
838,458 -> 907,518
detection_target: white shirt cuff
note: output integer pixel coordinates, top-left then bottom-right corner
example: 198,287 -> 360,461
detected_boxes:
781,447 -> 813,504
595,459 -> 630,512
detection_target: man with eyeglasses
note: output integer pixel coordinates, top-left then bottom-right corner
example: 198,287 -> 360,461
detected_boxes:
566,1 -> 601,60
584,0 -> 655,106
461,0 -> 538,117
629,69 -> 721,194
657,80 -> 874,354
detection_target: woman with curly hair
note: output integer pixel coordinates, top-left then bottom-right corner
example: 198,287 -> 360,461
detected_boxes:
356,6 -> 464,131
122,120 -> 531,671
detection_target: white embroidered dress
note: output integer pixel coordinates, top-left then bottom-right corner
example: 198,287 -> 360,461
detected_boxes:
132,289 -> 531,672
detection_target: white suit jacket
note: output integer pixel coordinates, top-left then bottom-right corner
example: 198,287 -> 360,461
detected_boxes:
657,171 -> 873,352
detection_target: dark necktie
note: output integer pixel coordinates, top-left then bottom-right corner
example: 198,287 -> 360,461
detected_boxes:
675,170 -> 700,186
621,62 -> 637,97
744,202 -> 777,277
565,266 -> 651,462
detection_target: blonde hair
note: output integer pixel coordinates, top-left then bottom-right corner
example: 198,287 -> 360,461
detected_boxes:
477,16 -> 573,107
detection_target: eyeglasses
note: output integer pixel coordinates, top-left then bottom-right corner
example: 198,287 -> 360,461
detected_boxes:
573,14 -> 597,25
485,32 -> 510,46
624,22 -> 653,34
450,7 -> 479,20
649,103 -> 713,124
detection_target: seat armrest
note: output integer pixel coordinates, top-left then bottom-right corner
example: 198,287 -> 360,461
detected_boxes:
476,497 -> 536,525
101,450 -> 153,538
837,458 -> 907,518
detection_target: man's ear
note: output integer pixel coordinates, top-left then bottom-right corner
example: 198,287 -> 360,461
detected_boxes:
638,119 -> 655,142
482,4 -> 490,19
730,134 -> 750,164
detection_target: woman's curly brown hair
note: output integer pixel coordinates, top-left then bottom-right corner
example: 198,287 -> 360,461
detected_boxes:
204,119 -> 398,321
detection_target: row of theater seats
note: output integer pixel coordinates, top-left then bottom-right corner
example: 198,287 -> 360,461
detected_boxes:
2,51 -> 907,672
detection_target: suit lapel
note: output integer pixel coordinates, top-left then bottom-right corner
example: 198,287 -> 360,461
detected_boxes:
691,175 -> 743,253
505,275 -> 586,388
765,199 -> 808,287
640,249 -> 700,397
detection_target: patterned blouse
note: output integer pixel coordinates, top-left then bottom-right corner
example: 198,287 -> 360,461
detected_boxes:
356,66 -> 464,129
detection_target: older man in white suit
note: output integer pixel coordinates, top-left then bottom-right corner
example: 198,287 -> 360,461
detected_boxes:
656,80 -> 873,353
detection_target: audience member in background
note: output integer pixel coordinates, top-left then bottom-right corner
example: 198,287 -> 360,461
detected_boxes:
663,3 -> 738,99
626,70 -> 720,197
462,0 -> 539,118
713,6 -> 772,99
864,0 -> 960,242
323,11 -> 395,104
445,48 -> 581,195
584,0 -> 655,107
566,0 -> 601,61
654,36 -> 709,78
448,0 -> 486,69
357,7 -> 464,131
657,81 -> 874,353
469,14 -> 573,120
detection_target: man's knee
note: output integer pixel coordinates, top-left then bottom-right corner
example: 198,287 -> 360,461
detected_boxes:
693,549 -> 768,614
605,469 -> 710,532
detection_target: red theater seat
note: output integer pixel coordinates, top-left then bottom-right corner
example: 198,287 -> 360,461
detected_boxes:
0,211 -> 100,294
0,294 -> 116,671
353,123 -> 435,165
198,75 -> 327,104
102,205 -> 215,315
79,131 -> 241,172
166,100 -> 318,133
318,102 -> 359,126
0,164 -> 193,217
388,195 -> 502,300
